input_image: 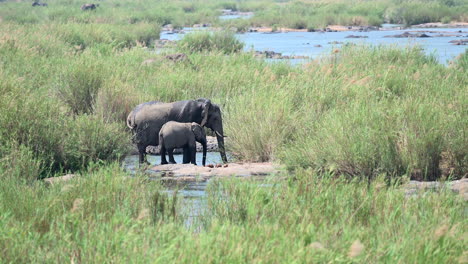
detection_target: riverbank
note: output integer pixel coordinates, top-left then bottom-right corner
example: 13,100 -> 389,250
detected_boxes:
238,22 -> 468,34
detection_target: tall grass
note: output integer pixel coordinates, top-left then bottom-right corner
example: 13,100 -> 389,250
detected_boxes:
1,0 -> 466,29
0,166 -> 465,262
177,31 -> 244,54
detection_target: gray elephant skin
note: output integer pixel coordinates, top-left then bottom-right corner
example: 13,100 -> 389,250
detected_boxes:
159,121 -> 207,166
126,98 -> 227,164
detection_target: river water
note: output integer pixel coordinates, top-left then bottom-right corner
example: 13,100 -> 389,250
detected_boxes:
161,26 -> 467,64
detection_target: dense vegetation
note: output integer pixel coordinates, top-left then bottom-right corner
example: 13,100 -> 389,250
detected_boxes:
0,0 -> 467,29
1,166 -> 465,262
0,0 -> 466,261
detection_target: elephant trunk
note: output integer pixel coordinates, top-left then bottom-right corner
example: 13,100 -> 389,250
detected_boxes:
215,131 -> 228,163
202,141 -> 207,167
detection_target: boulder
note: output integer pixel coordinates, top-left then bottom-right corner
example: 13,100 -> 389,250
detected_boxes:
384,32 -> 431,38
345,35 -> 368,38
449,39 -> 468,45
43,174 -> 76,185
81,3 -> 98,11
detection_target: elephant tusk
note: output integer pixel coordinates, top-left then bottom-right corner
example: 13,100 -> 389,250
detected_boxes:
214,131 -> 227,138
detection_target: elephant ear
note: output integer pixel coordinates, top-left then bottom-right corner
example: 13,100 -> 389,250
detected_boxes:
200,99 -> 212,127
191,123 -> 204,140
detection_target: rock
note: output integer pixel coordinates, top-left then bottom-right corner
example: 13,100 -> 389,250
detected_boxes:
141,59 -> 158,66
348,240 -> 365,258
328,41 -> 343,44
314,44 -> 322,47
345,35 -> 368,38
154,39 -> 176,48
71,198 -> 84,212
164,53 -> 188,62
449,39 -> 468,45
254,50 -> 309,60
81,3 -> 98,11
403,178 -> 468,200
43,174 -> 76,185
149,162 -> 278,180
32,2 -> 48,7
384,32 -> 431,38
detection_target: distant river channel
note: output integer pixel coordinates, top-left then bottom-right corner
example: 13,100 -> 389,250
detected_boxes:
161,25 -> 467,65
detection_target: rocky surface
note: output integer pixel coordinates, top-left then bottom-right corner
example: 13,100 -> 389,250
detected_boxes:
345,35 -> 368,38
449,39 -> 468,45
254,50 -> 309,59
412,22 -> 468,28
43,174 -> 76,185
384,32 -> 431,38
154,39 -> 177,48
220,9 -> 254,17
403,178 -> 467,200
149,162 -> 279,181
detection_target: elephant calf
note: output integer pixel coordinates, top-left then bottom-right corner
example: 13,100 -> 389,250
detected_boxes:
159,121 -> 207,166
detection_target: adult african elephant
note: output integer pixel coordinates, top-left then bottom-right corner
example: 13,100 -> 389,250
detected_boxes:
126,98 -> 227,164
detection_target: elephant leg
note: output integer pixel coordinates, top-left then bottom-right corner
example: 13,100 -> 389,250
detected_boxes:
182,147 -> 190,164
190,145 -> 197,165
168,149 -> 176,164
160,145 -> 168,165
138,144 -> 148,164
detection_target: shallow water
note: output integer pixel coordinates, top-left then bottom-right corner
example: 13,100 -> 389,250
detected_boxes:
161,27 -> 467,64
122,152 -> 224,174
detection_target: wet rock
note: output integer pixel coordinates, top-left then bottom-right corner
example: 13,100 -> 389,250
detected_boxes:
328,41 -> 343,44
358,26 -> 379,32
449,39 -> 468,45
314,44 -> 322,47
43,174 -> 76,185
345,35 -> 368,38
412,22 -> 468,28
384,32 -> 431,38
150,162 -> 278,179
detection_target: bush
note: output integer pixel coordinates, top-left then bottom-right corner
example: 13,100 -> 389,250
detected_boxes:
64,115 -> 130,171
177,31 -> 244,54
56,59 -> 105,115
0,143 -> 44,183
94,79 -> 139,124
